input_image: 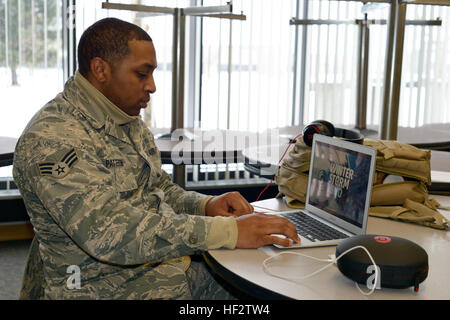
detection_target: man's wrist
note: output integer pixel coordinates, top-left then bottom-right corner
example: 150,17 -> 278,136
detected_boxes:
199,195 -> 215,216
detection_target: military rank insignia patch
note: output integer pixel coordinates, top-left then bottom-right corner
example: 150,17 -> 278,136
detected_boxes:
38,148 -> 78,179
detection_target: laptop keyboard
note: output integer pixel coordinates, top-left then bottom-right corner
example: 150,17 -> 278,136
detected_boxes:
281,211 -> 349,242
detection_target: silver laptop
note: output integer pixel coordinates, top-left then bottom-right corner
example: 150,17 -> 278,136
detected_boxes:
275,134 -> 376,248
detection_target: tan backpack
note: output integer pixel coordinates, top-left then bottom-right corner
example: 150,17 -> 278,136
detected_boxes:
275,138 -> 449,230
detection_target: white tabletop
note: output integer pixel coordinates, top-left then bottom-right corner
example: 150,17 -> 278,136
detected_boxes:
207,195 -> 450,300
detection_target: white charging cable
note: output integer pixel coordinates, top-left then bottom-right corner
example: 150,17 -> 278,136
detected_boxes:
262,245 -> 379,296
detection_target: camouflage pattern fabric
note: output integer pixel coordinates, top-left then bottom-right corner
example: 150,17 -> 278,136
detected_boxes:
19,237 -> 45,300
186,255 -> 236,300
13,76 -> 227,299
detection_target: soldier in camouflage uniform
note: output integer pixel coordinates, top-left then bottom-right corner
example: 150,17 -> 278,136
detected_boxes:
13,18 -> 299,300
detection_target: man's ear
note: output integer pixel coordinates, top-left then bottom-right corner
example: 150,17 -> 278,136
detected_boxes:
89,57 -> 111,83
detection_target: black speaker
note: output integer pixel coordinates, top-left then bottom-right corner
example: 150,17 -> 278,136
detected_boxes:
302,120 -> 364,147
336,235 -> 429,292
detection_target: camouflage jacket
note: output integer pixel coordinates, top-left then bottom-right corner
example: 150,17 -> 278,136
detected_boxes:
13,76 -> 223,299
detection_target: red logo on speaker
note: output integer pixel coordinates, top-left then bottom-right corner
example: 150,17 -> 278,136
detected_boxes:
374,236 -> 391,244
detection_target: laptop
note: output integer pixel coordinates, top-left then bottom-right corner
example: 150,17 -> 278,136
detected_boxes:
274,133 -> 376,248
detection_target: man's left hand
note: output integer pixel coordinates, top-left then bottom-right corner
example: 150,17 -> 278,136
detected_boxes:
205,192 -> 254,217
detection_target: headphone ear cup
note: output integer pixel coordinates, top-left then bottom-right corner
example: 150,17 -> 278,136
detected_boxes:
311,120 -> 335,137
302,120 -> 335,147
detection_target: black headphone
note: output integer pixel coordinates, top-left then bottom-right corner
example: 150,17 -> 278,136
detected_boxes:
302,120 -> 364,147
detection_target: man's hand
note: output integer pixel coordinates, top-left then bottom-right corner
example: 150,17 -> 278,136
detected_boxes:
205,192 -> 254,217
235,213 -> 301,248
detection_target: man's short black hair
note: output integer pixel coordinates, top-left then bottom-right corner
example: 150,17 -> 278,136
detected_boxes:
77,17 -> 152,77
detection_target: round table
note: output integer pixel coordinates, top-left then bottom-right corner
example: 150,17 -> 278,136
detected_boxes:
153,128 -> 249,165
152,128 -> 263,187
0,137 -> 17,167
205,195 -> 450,300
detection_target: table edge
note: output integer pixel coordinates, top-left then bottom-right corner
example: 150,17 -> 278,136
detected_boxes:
203,251 -> 292,300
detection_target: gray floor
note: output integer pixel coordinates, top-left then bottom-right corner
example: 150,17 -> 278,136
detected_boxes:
0,239 -> 31,300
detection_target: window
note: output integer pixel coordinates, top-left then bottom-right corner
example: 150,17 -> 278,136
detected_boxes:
1,0 -> 449,184
0,0 -> 64,178
0,0 -> 64,138
401,4 -> 450,127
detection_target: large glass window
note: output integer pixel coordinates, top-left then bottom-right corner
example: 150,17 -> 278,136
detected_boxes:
198,0 -> 297,132
0,0 -> 64,178
1,0 -> 449,184
0,0 -> 64,138
401,4 -> 450,127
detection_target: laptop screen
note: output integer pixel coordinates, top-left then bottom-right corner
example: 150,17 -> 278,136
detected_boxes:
308,139 -> 373,228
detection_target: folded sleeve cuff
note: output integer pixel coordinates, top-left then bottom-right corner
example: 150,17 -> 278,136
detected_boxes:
206,216 -> 238,250
197,195 -> 215,216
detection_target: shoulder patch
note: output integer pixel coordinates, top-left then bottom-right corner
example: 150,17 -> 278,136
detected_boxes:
38,148 -> 79,179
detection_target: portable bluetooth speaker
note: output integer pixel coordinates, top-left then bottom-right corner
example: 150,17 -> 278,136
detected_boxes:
336,234 -> 429,292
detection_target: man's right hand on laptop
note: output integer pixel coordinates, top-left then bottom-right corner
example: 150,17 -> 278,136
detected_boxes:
235,213 -> 300,248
